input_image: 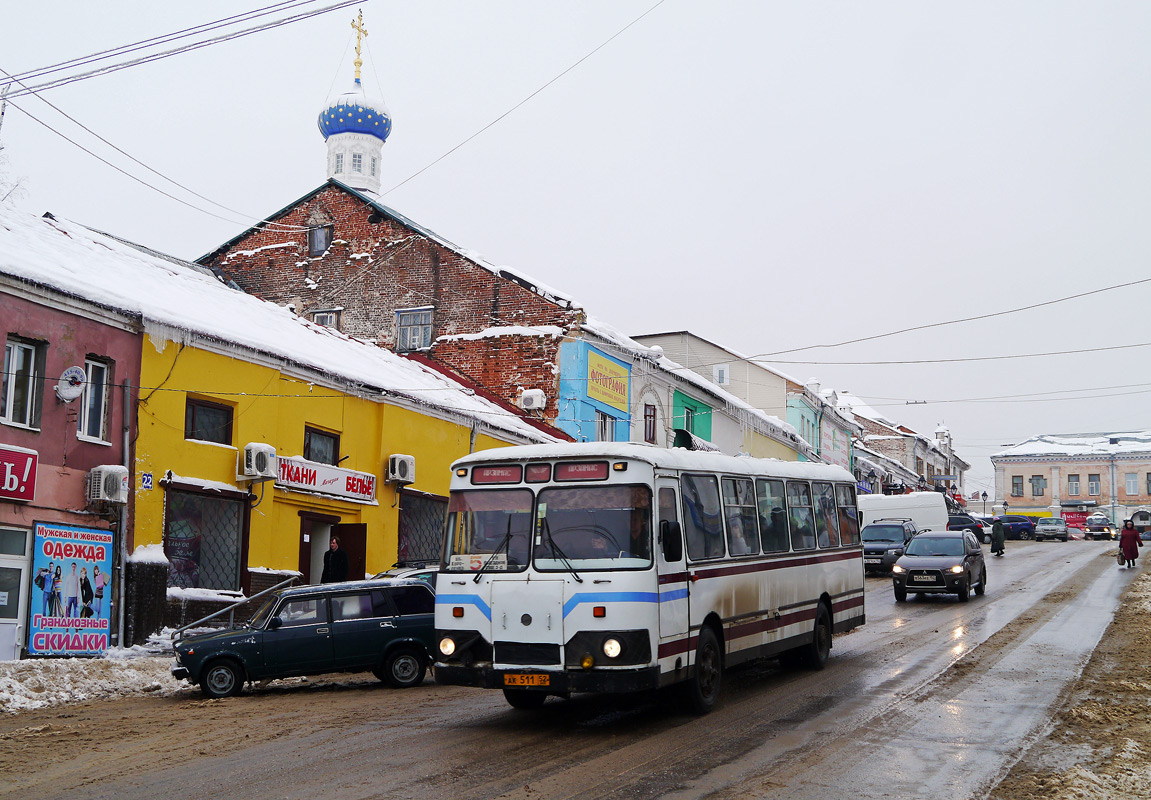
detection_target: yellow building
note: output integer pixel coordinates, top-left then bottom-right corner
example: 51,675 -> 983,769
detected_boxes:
132,328 -> 553,596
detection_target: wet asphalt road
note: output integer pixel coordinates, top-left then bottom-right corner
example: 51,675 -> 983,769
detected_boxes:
3,539 -> 1136,800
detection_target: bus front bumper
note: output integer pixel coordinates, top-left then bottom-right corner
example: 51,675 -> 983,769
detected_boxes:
434,663 -> 661,694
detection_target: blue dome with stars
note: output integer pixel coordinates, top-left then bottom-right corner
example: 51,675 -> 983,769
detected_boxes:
317,79 -> 392,142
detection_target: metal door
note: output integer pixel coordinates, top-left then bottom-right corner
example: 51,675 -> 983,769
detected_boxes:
0,527 -> 30,661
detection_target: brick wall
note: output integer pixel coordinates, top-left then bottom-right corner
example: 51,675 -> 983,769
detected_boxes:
202,184 -> 578,412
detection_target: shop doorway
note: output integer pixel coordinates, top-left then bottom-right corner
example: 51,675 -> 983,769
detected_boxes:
0,527 -> 31,662
298,515 -> 366,583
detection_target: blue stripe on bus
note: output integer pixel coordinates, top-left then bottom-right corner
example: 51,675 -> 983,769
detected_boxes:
562,592 -> 660,618
659,588 -> 689,602
435,594 -> 492,620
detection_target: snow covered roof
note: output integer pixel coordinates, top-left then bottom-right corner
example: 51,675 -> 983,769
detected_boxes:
994,430 -> 1151,459
832,390 -> 898,428
200,179 -> 581,311
0,206 -> 555,443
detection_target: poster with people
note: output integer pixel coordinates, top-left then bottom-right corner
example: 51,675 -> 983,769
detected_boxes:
27,522 -> 115,656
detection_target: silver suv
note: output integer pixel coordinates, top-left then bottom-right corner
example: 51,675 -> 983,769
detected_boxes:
1034,517 -> 1069,542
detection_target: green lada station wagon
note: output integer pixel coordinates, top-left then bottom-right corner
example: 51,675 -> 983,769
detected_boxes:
171,579 -> 436,698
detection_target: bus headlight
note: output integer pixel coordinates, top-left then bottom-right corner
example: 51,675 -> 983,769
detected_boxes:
602,638 -> 622,659
439,637 -> 456,656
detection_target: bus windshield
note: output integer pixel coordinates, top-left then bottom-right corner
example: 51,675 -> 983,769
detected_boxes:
534,485 -> 653,571
443,489 -> 534,572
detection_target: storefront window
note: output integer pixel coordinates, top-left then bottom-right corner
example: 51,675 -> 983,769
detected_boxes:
164,489 -> 245,590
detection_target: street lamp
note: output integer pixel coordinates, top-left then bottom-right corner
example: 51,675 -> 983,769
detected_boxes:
982,491 -> 988,516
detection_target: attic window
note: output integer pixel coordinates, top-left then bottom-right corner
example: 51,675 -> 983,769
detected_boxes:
312,310 -> 340,329
308,226 -> 333,256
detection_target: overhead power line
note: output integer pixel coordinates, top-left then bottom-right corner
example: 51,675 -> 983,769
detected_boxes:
1,0 -> 362,99
760,340 -> 1151,366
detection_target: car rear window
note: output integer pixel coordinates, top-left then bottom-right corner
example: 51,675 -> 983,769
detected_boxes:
388,585 -> 434,615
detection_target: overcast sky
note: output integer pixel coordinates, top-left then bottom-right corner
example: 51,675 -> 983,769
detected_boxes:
4,1 -> 1151,498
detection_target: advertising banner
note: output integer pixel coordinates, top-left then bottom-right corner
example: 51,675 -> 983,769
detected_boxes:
587,349 -> 630,412
27,522 -> 114,656
276,456 -> 377,502
0,444 -> 37,503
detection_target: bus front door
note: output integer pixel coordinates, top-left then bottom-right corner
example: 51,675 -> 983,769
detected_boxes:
656,480 -> 689,641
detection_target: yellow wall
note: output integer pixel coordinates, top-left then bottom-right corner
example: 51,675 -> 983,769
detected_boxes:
134,336 -> 521,579
742,430 -> 801,461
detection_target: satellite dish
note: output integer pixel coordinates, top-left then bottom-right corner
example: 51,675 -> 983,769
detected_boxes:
55,366 -> 86,402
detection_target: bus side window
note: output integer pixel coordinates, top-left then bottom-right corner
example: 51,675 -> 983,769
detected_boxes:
681,474 -> 725,560
813,482 -> 841,548
756,479 -> 790,553
658,487 -> 683,563
786,481 -> 817,551
835,484 -> 860,544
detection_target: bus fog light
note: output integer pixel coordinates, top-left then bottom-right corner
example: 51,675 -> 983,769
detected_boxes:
439,637 -> 456,656
580,654 -> 595,669
602,638 -> 622,659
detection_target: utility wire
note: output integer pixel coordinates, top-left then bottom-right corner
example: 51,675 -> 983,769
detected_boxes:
1,0 -> 362,99
381,0 -> 669,196
760,340 -> 1151,366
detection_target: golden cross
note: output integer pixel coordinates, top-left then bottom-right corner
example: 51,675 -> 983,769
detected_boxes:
351,10 -> 369,81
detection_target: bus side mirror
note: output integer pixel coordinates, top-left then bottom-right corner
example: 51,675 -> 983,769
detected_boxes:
660,519 -> 683,562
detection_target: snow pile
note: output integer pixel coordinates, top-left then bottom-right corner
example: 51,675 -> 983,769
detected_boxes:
129,543 -> 169,564
0,654 -> 183,713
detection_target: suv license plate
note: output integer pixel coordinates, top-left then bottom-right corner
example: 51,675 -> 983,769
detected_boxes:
864,558 -> 882,564
504,673 -> 550,687
912,575 -> 935,582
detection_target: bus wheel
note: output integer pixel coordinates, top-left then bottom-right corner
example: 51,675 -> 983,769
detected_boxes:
503,688 -> 547,710
686,626 -> 723,714
801,604 -> 832,670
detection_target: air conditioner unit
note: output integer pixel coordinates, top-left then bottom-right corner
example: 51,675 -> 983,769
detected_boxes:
518,389 -> 546,411
241,443 -> 278,480
88,465 -> 129,504
387,454 -> 415,484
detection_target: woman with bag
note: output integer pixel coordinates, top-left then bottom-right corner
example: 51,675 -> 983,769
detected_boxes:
1118,519 -> 1142,568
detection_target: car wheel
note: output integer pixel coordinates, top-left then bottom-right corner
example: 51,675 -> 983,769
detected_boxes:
686,626 -> 723,714
503,687 -> 548,710
975,568 -> 986,596
381,647 -> 427,689
957,579 -> 969,603
894,585 -> 907,602
200,658 -> 244,698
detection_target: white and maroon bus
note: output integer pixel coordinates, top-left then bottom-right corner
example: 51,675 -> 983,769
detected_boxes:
433,442 -> 865,712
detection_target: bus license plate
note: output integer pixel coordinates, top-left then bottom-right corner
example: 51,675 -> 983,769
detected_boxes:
504,673 -> 549,687
912,574 -> 935,582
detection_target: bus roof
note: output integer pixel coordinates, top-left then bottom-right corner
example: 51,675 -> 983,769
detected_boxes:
453,442 -> 855,484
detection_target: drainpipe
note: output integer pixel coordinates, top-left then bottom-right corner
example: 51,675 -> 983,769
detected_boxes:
117,379 -> 130,646
1109,448 -> 1118,525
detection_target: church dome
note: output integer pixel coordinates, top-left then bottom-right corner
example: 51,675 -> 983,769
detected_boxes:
317,79 -> 392,142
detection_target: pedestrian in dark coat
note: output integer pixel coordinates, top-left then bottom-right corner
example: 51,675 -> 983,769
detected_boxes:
991,519 -> 1006,557
1118,520 -> 1142,568
321,536 -> 349,583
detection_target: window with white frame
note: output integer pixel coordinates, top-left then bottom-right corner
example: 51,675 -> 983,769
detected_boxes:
370,156 -> 377,176
595,410 -> 616,442
334,153 -> 344,173
78,359 -> 111,441
2,338 -> 40,428
352,153 -> 363,173
1067,474 -> 1080,496
395,308 -> 433,352
1126,473 -> 1138,495
1030,475 -> 1045,497
1088,473 -> 1100,496
312,311 -> 339,329
713,364 -> 730,386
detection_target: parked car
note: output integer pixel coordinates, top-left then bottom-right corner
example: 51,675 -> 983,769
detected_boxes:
372,562 -> 439,588
1083,514 -> 1115,541
947,514 -> 984,538
1033,518 -> 1069,542
996,514 -> 1036,540
171,579 -> 436,698
976,518 -> 995,544
891,530 -> 987,603
861,519 -> 920,574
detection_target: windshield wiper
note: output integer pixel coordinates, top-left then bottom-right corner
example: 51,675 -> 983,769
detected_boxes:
473,519 -> 515,583
540,517 -> 583,583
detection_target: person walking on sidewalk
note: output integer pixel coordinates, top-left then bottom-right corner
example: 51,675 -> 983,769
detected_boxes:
991,518 -> 1006,557
1118,520 -> 1142,568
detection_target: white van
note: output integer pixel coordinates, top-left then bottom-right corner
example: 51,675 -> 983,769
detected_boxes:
857,491 -> 949,533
